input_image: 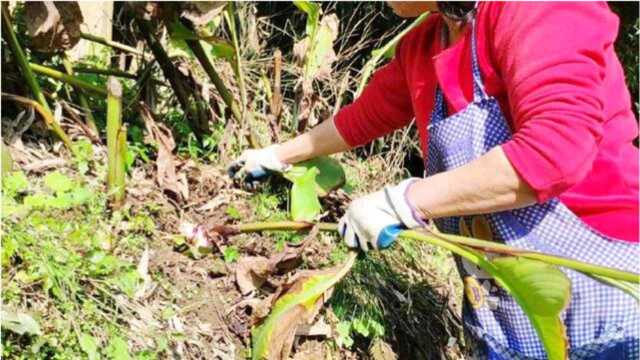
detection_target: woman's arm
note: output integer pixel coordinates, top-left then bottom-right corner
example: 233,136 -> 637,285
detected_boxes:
407,146 -> 537,219
275,118 -> 351,164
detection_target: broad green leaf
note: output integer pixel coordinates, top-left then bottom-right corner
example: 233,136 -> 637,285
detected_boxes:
487,256 -> 571,360
335,321 -> 354,348
285,167 -> 322,221
106,336 -> 132,360
44,171 -> 73,194
79,333 -> 100,360
252,252 -> 356,359
1,310 -> 41,336
293,156 -> 345,196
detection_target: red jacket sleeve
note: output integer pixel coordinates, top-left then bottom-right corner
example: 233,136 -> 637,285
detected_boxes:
493,2 -> 616,202
334,40 -> 414,147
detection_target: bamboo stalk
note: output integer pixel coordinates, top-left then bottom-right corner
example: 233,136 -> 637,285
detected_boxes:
106,77 -> 124,207
61,54 -> 99,134
29,63 -> 107,96
2,93 -> 72,149
80,32 -> 150,60
228,221 -> 640,283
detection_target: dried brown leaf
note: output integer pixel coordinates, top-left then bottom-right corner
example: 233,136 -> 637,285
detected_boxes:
140,105 -> 189,202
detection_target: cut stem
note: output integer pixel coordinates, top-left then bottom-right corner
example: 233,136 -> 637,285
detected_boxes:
229,221 -> 640,283
106,77 -> 125,208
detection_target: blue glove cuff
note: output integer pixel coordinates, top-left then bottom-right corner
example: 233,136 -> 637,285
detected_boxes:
377,224 -> 404,249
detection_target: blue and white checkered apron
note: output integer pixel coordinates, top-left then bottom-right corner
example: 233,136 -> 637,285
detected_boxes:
426,18 -> 640,360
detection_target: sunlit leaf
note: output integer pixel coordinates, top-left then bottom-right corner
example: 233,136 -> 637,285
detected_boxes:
293,1 -> 321,35
485,256 -> 571,360
294,156 -> 345,196
2,171 -> 29,197
44,170 -> 73,194
284,167 -> 321,221
1,310 -> 41,336
252,253 -> 356,359
79,333 -> 100,360
106,336 -> 132,360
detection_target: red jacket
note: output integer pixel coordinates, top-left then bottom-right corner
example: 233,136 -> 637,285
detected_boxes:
334,2 -> 639,242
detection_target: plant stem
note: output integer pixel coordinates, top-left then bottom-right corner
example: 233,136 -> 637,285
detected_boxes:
80,32 -> 150,60
356,11 -> 430,96
137,19 -> 210,136
1,5 -> 51,113
224,3 -> 260,148
230,221 -> 640,283
74,66 -> 138,79
61,54 -> 99,134
106,77 -> 124,208
29,63 -> 108,96
1,93 -> 72,149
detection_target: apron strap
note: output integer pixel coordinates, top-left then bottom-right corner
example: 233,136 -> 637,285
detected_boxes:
470,17 -> 490,102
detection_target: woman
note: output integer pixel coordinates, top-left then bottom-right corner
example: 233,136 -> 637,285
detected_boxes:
229,2 -> 639,358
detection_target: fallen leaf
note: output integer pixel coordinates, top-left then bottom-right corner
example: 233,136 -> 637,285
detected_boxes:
140,104 -> 188,202
1,310 -> 41,336
235,256 -> 272,295
251,252 -> 357,360
295,316 -> 332,337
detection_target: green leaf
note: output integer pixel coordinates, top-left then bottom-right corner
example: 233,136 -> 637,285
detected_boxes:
335,321 -> 354,348
284,167 -> 322,221
293,156 -> 345,196
293,1 -> 321,35
106,336 -> 132,360
1,143 -> 13,179
486,256 -> 571,360
223,246 -> 240,263
115,270 -> 141,298
44,171 -> 73,194
1,310 -> 41,336
226,205 -> 242,220
252,253 -> 356,359
79,333 -> 100,360
2,171 -> 29,197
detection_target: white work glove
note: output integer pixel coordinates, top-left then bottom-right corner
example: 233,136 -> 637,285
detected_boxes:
338,178 -> 426,251
227,145 -> 291,186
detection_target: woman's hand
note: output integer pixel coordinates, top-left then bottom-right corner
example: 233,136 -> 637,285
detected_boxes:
228,118 -> 352,186
339,179 -> 425,251
227,145 -> 291,186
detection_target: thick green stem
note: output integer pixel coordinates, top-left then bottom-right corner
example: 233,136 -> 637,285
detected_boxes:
106,77 -> 124,208
29,63 -> 108,96
231,221 -> 640,283
61,54 -> 99,134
